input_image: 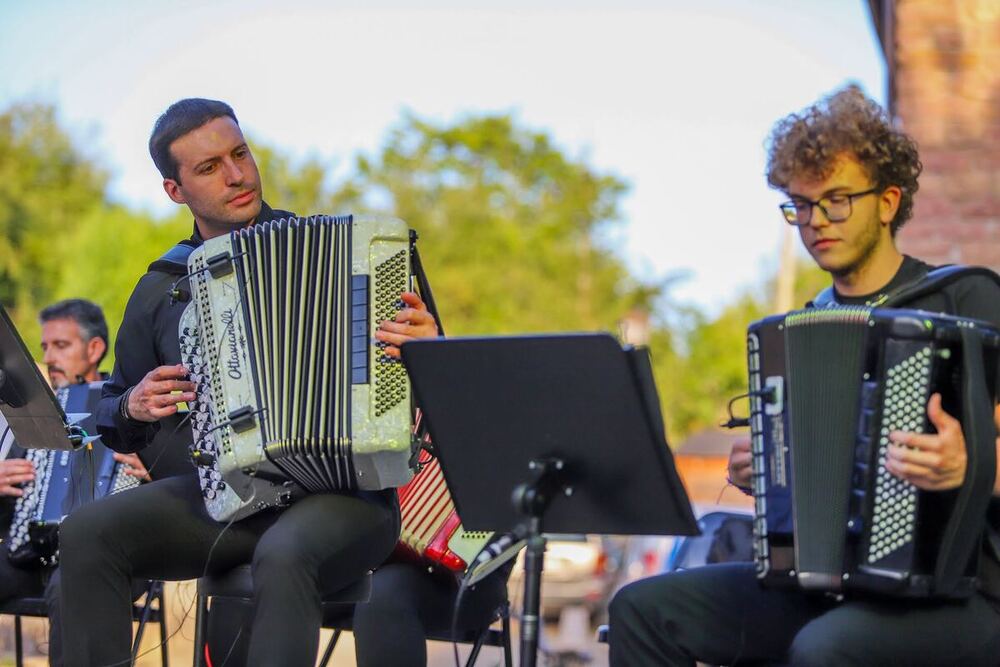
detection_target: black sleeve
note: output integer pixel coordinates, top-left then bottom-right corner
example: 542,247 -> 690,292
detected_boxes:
96,274 -> 167,453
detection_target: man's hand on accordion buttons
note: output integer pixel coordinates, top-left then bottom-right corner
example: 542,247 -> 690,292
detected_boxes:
375,291 -> 440,359
887,393 -> 966,491
727,437 -> 753,491
113,452 -> 152,482
127,364 -> 196,422
0,459 -> 35,497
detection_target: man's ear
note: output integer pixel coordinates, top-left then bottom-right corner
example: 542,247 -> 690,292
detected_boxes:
878,185 -> 902,226
163,178 -> 186,205
86,337 -> 106,368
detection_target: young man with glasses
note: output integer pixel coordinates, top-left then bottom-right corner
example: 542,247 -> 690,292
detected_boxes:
608,85 -> 1000,666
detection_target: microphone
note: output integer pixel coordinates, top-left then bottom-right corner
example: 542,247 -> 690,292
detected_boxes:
169,287 -> 191,304
474,524 -> 528,567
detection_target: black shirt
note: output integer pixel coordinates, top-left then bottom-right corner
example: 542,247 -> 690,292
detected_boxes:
831,254 -> 1000,603
95,202 -> 294,479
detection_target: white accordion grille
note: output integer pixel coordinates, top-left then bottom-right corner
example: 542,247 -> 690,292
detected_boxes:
867,346 -> 931,564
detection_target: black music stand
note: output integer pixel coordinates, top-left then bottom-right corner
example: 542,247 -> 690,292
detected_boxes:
0,307 -> 84,450
401,333 -> 699,667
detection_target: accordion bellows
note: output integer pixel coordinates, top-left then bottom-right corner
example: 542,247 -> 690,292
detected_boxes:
181,215 -> 415,521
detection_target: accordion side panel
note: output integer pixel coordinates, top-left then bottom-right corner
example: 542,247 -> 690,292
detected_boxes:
747,317 -> 796,584
350,216 -> 414,490
195,234 -> 264,470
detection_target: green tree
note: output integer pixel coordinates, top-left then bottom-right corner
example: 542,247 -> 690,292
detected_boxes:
333,113 -> 662,335
0,102 -> 107,338
49,206 -> 190,367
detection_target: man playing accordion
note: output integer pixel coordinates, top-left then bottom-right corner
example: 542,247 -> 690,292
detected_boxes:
609,86 -> 1000,665
58,98 -> 440,666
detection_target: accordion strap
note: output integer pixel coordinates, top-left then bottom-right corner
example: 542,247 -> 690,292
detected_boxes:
409,231 -> 442,458
810,264 -> 1000,309
147,240 -> 198,276
934,326 -> 998,594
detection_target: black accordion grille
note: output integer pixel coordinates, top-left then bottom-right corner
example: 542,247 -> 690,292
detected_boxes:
374,249 -> 409,417
866,346 -> 930,565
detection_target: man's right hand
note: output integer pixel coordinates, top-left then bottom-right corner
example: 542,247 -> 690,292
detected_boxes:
0,459 -> 35,497
727,437 -> 753,490
126,364 -> 196,423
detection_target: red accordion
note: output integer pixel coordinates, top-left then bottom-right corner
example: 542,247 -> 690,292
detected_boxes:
396,449 -> 492,572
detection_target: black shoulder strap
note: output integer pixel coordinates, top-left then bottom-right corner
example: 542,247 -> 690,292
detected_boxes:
807,263 -> 972,309
883,265 -> 1000,307
147,240 -> 198,276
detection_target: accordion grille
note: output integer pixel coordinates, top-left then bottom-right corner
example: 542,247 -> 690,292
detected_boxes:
865,346 -> 928,564
374,250 -> 409,417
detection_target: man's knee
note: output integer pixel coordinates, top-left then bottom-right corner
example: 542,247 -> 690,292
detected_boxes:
58,503 -> 119,571
786,622 -> 849,667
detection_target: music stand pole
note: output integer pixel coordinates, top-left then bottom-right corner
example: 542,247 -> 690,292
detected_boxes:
513,457 -> 569,667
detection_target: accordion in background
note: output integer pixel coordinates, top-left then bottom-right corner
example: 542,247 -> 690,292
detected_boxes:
181,215 -> 416,522
747,307 -> 999,598
6,381 -> 141,568
397,448 -> 493,572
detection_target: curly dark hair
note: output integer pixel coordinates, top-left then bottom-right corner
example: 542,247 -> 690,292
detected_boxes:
766,85 -> 922,235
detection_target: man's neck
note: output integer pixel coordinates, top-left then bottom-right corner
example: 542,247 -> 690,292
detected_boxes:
832,245 -> 904,297
195,218 -> 252,241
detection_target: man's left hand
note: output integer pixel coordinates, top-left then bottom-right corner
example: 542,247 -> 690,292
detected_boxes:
374,292 -> 440,359
887,393 -> 966,491
112,452 -> 152,482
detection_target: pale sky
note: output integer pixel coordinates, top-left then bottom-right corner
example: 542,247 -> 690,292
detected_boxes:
0,0 -> 885,315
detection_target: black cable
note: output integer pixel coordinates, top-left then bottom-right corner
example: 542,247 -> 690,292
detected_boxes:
451,567 -> 477,667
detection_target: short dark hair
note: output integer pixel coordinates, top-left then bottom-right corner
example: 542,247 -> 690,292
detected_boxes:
39,299 -> 109,364
766,85 -> 922,235
149,98 -> 239,182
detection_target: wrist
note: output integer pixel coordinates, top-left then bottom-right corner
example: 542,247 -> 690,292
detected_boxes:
119,387 -> 138,423
726,474 -> 754,497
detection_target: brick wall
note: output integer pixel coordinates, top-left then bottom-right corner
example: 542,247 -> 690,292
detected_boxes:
890,0 -> 1000,269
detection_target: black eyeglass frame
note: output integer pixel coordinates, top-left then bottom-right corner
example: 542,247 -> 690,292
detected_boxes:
779,188 -> 881,226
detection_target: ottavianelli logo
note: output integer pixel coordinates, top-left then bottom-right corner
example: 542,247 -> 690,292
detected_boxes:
220,309 -> 243,380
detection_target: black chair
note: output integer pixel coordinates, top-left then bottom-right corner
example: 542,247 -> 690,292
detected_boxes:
319,599 -> 514,667
192,565 -> 373,667
0,579 -> 169,667
193,563 -> 513,667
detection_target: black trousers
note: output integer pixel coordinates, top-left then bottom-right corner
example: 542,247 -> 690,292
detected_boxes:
59,472 -> 399,667
352,561 -> 511,667
609,563 -> 1000,667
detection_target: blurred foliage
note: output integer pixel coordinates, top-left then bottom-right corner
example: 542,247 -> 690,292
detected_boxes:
332,113 -> 662,335
1,102 -> 833,443
0,103 -> 107,345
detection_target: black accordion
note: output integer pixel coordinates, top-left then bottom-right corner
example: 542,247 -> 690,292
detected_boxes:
747,307 -> 999,598
6,381 -> 141,567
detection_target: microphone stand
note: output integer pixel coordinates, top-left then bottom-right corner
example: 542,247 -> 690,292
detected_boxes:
513,457 -> 570,667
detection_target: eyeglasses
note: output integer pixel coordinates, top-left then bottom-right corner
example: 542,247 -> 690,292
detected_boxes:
779,188 -> 880,226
